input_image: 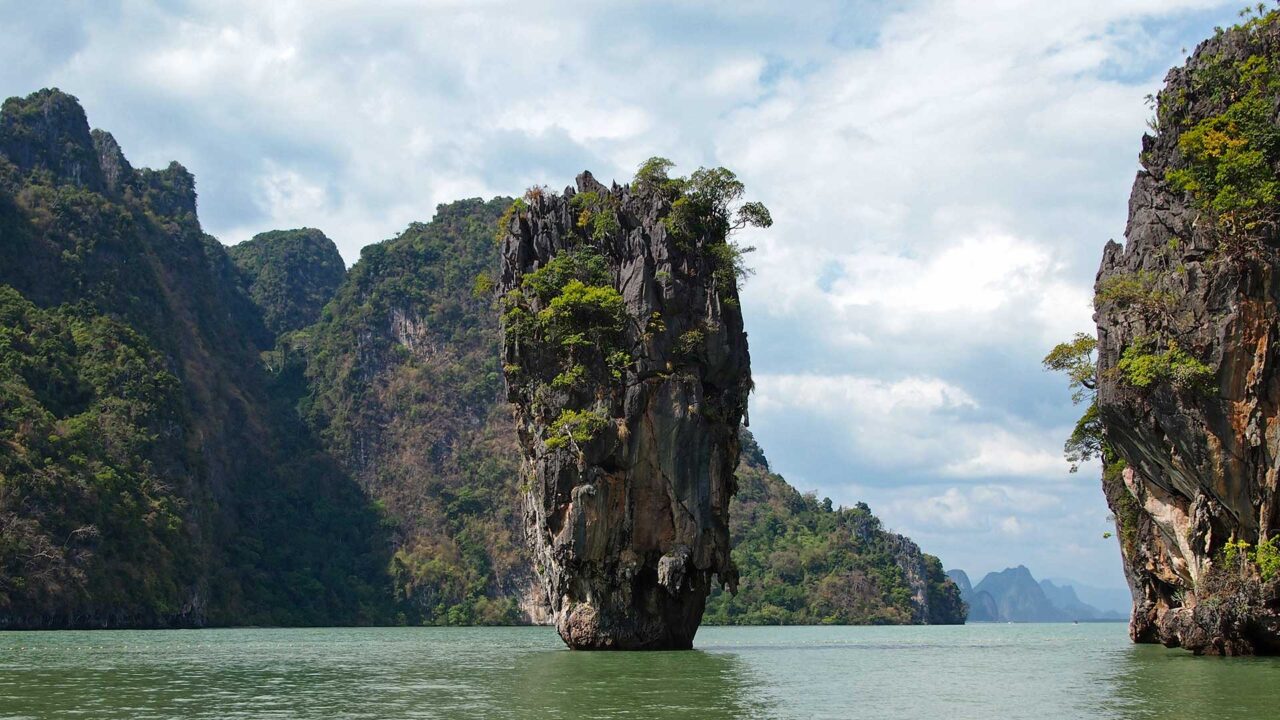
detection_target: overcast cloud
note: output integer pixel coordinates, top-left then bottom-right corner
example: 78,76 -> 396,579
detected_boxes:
1,0 -> 1245,588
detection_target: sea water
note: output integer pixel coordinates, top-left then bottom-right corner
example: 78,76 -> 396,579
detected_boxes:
1,623 -> 1277,719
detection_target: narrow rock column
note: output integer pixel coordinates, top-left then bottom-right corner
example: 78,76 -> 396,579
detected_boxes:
497,168 -> 761,649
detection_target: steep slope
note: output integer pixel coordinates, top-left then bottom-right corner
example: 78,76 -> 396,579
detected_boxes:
0,89 -> 390,628
300,192 -> 964,631
229,228 -> 346,339
1094,12 -> 1280,654
948,568 -> 997,622
705,432 -> 965,625
497,167 -> 758,649
947,569 -> 972,595
0,89 -> 970,630
304,197 -> 534,625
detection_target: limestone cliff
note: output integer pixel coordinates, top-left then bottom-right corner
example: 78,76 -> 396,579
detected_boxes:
304,199 -> 536,625
498,165 -> 762,649
0,89 -> 392,628
1096,14 -> 1280,655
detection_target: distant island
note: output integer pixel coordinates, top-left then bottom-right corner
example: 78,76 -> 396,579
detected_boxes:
946,566 -> 1126,623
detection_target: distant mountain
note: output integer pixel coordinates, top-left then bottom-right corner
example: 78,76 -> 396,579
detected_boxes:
1039,579 -> 1124,621
1044,577 -> 1131,617
948,566 -> 1125,622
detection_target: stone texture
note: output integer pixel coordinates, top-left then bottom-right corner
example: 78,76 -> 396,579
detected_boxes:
498,172 -> 750,649
1095,20 -> 1280,655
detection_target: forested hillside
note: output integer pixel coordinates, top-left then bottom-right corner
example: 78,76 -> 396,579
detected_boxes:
0,88 -> 962,628
0,89 -> 390,627
706,432 -> 964,625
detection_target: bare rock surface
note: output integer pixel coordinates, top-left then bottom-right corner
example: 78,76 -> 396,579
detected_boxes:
498,171 -> 752,649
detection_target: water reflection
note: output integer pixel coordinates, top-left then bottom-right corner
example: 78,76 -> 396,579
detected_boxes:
4,625 -> 1280,720
1098,643 -> 1280,720
507,646 -> 773,719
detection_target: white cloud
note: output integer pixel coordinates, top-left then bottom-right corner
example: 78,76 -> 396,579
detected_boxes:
942,429 -> 1065,479
0,0 -> 1240,588
754,373 -> 1070,480
754,374 -> 976,416
999,515 -> 1026,537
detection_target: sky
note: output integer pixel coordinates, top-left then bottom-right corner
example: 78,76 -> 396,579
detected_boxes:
0,0 -> 1250,590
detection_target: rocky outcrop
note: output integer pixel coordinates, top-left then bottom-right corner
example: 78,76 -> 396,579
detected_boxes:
0,88 -> 105,192
1095,15 -> 1280,654
498,170 -> 755,649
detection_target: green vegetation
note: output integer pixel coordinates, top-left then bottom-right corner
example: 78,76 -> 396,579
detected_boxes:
307,198 -> 530,625
0,89 -> 392,628
1220,535 -> 1280,582
1158,7 -> 1280,249
494,197 -> 527,242
632,157 -> 770,297
545,409 -> 611,451
498,159 -> 771,452
0,286 -> 190,619
500,248 -> 626,449
228,228 -> 347,339
1042,333 -> 1098,405
1102,456 -> 1140,556
569,190 -> 621,242
1043,333 -> 1104,472
704,432 -> 965,625
1114,337 -> 1215,391
1095,271 -> 1176,322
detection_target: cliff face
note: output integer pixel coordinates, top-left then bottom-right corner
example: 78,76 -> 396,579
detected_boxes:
498,169 -> 754,649
304,198 -> 536,625
1096,15 -> 1280,654
0,89 -> 391,628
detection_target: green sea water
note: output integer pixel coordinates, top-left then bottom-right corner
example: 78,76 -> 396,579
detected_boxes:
1,623 -> 1276,719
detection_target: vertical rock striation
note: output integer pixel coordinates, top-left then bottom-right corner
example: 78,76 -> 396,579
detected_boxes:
1095,15 -> 1280,654
498,167 -> 759,649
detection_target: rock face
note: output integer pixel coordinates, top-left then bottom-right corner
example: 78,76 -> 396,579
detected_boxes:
0,88 -> 392,628
498,171 -> 752,649
304,199 -> 537,625
1095,15 -> 1280,654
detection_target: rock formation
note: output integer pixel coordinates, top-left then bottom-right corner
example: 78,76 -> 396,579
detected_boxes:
497,166 -> 759,648
0,88 -> 969,632
1095,13 -> 1280,654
